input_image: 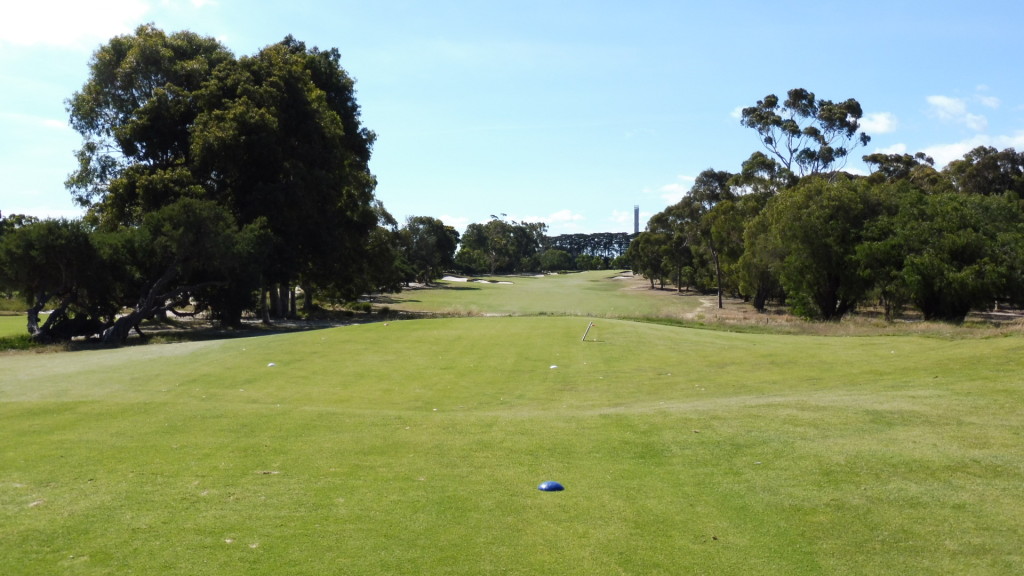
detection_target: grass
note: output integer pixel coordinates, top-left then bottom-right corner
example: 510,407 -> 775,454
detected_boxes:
0,314 -> 28,338
378,271 -> 700,319
0,315 -> 37,351
2,274 -> 1023,574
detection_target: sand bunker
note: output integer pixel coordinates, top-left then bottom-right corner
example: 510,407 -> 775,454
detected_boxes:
442,276 -> 513,285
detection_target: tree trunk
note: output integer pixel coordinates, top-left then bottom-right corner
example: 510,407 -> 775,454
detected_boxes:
260,286 -> 271,324
102,313 -> 140,344
712,248 -> 723,309
302,285 -> 314,312
753,284 -> 769,312
277,282 -> 289,318
28,292 -> 77,343
26,291 -> 48,338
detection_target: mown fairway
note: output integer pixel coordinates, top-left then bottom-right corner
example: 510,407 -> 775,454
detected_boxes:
379,271 -> 702,319
2,275 -> 1023,574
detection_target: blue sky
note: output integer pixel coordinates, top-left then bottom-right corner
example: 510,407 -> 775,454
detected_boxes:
2,1 -> 1023,235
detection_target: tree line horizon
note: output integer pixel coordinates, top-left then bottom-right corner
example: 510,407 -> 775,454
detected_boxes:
630,89 -> 1024,323
2,25 -> 1022,344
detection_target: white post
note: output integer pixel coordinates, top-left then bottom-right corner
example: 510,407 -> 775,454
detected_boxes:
581,321 -> 594,342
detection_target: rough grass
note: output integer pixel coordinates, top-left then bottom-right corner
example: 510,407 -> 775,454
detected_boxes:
2,315 -> 1023,575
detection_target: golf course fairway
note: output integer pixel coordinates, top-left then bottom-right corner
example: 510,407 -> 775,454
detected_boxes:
2,311 -> 1023,574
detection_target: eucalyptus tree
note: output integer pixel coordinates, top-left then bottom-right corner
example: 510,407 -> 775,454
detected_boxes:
625,231 -> 670,289
740,88 -> 870,179
646,202 -> 696,292
943,146 -> 1024,197
646,169 -> 735,299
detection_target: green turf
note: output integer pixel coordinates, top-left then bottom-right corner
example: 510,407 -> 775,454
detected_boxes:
0,314 -> 28,338
2,315 -> 1023,575
379,271 -> 700,319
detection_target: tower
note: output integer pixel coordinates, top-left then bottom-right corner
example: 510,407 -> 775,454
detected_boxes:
634,205 -> 639,235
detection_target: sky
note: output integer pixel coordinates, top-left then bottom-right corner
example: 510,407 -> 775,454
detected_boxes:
2,0 -> 1023,235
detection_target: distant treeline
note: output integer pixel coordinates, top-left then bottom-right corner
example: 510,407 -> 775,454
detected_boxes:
544,232 -> 633,260
451,218 -> 630,276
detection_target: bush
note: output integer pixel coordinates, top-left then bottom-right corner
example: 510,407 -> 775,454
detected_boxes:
347,302 -> 372,313
0,334 -> 35,351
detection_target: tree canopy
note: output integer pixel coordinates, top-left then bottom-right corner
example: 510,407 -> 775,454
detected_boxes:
627,87 -> 1024,324
740,88 -> 870,178
1,25 -> 387,343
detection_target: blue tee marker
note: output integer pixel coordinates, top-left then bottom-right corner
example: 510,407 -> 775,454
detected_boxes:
538,481 -> 565,492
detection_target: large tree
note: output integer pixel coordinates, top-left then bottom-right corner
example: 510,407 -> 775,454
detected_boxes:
645,169 -> 736,299
0,218 -> 109,341
400,216 -> 460,284
625,231 -> 670,289
63,25 -> 382,329
744,176 -> 880,320
192,36 -> 379,307
943,146 -> 1024,197
860,188 -> 1024,322
740,88 -> 870,178
456,217 -> 546,275
97,198 -> 266,342
65,24 -> 233,223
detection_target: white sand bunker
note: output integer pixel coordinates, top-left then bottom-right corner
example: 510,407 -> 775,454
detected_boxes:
442,276 -> 513,285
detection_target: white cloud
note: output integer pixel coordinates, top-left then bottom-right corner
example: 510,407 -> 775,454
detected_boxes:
859,112 -> 898,135
0,0 -> 214,50
965,113 -> 988,132
0,0 -> 152,49
977,95 -> 1001,109
927,95 -> 968,120
974,85 -> 1000,108
438,214 -> 470,231
653,174 -> 695,203
730,106 -> 745,120
544,209 -> 585,224
926,94 -> 991,133
921,131 -> 1024,167
874,143 -> 907,155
